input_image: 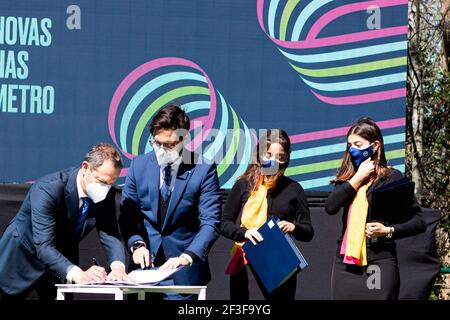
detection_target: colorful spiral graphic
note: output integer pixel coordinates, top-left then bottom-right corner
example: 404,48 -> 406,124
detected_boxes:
108,57 -> 405,190
257,0 -> 408,105
108,57 -> 255,188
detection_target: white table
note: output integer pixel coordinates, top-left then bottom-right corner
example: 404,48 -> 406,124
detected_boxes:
55,284 -> 207,300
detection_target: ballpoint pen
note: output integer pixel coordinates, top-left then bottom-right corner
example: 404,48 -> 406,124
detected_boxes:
142,255 -> 150,270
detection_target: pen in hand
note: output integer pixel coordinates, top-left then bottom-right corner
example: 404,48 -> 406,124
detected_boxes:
92,257 -> 100,266
142,255 -> 149,270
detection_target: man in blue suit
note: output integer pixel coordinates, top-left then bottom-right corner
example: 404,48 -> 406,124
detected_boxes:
119,104 -> 221,300
0,143 -> 128,300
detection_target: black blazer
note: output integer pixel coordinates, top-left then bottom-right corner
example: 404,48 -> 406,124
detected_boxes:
325,169 -> 426,260
221,176 -> 314,242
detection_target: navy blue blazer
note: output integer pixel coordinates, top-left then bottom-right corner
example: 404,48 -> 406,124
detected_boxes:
119,152 -> 221,285
0,167 -> 125,295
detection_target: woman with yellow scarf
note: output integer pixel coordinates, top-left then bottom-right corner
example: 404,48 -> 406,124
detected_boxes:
221,129 -> 314,300
325,118 -> 426,299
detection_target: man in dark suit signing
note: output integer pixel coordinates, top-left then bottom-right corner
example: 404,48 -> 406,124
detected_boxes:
0,143 -> 128,300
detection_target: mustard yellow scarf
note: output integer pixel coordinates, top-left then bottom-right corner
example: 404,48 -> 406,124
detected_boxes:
225,177 -> 274,274
340,180 -> 373,266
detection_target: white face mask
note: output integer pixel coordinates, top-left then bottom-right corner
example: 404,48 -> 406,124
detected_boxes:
154,143 -> 182,166
84,170 -> 112,203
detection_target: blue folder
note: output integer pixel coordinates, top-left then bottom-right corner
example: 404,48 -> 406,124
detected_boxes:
242,216 -> 308,293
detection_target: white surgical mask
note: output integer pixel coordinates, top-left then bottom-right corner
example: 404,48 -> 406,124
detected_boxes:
83,170 -> 111,203
154,143 -> 182,166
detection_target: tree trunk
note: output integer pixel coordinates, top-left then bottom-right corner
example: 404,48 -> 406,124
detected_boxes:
441,0 -> 450,71
408,0 -> 424,202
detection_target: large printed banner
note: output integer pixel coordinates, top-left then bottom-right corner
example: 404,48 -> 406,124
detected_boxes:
0,0 -> 408,190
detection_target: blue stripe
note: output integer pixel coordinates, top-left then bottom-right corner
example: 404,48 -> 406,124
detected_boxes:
268,0 -> 280,38
291,0 -> 333,41
301,72 -> 406,92
278,41 -> 407,64
290,133 -> 405,159
120,71 -> 206,151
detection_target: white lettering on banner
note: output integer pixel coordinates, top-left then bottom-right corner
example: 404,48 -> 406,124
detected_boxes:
0,16 -> 54,115
0,84 -> 54,114
0,16 -> 52,46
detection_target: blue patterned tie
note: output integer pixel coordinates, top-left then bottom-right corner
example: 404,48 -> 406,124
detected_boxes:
75,197 -> 92,238
159,165 -> 172,223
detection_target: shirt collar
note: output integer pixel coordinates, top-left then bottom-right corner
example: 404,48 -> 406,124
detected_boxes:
161,155 -> 182,170
76,169 -> 88,199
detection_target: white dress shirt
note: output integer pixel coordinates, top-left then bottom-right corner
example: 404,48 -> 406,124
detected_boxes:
66,170 -> 125,283
159,156 -> 182,191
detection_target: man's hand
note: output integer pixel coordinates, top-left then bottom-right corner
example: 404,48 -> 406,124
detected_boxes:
159,256 -> 190,271
106,262 -> 131,281
72,265 -> 107,284
132,246 -> 152,269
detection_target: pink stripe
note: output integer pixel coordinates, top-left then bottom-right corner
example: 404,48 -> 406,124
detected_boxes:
257,0 -> 407,49
256,0 -> 265,37
312,87 -> 406,105
185,118 -> 205,152
119,168 -> 128,178
270,26 -> 407,49
307,0 -> 408,41
289,117 -> 405,144
108,57 -> 217,159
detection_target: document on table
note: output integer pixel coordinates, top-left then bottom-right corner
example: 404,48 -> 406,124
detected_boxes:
83,267 -> 182,286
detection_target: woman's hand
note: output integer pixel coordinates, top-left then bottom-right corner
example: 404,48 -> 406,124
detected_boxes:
366,222 -> 390,238
277,220 -> 295,234
245,228 -> 264,245
349,158 -> 375,189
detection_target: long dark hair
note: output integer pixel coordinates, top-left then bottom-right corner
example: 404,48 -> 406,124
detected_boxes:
332,117 -> 391,184
238,129 -> 292,192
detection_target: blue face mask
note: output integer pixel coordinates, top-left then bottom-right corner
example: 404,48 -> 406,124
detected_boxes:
260,157 -> 288,176
348,144 -> 374,168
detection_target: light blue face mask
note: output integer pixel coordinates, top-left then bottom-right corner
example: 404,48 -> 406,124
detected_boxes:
348,143 -> 374,168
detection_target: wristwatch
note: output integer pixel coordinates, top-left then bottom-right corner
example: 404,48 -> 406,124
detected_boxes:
386,226 -> 395,239
131,241 -> 147,253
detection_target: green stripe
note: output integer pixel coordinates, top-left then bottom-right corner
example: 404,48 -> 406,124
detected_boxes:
285,149 -> 405,176
279,0 -> 300,41
385,149 -> 405,160
290,57 -> 406,77
132,86 -> 209,155
285,159 -> 342,176
217,106 -> 240,176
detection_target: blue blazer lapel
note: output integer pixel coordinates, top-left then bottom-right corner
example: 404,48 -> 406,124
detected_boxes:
146,152 -> 160,224
162,162 -> 194,231
65,168 -> 80,231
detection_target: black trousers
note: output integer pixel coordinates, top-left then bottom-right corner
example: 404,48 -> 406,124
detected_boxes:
331,256 -> 400,300
229,264 -> 297,300
0,271 -> 59,301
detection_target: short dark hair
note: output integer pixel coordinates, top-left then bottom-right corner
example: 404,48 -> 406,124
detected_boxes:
83,143 -> 123,170
149,104 -> 190,136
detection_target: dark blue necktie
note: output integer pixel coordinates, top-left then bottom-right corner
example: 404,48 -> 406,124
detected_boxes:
159,165 -> 172,223
75,197 -> 92,238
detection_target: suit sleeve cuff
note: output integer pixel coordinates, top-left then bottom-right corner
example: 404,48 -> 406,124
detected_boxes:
110,261 -> 126,270
183,250 -> 199,264
66,265 -> 83,283
128,235 -> 145,252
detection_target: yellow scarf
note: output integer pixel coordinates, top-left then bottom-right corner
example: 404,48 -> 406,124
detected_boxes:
340,180 -> 373,266
225,176 -> 274,274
